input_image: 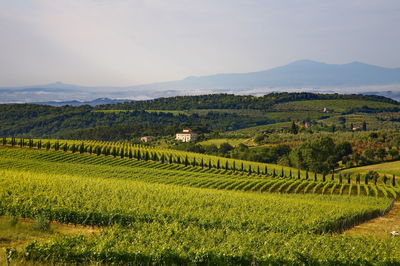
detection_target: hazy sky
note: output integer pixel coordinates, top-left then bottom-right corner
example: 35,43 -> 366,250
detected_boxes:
1,0 -> 399,87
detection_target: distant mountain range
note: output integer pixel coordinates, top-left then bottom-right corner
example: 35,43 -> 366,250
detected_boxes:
1,60 -> 399,104
32,98 -> 131,107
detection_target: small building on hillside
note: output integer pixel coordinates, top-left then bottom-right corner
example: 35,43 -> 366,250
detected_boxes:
323,107 -> 331,113
176,128 -> 198,142
140,136 -> 154,143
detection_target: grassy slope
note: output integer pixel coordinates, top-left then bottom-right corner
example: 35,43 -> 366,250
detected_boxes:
341,160 -> 400,177
273,99 -> 397,112
198,138 -> 249,147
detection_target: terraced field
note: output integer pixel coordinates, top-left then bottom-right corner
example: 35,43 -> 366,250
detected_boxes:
1,147 -> 399,198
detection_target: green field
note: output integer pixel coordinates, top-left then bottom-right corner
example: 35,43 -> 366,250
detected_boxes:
225,122 -> 292,137
342,160 -> 400,177
1,139 -> 400,264
1,146 -> 400,264
264,110 -> 327,121
198,138 -> 249,147
273,99 -> 398,112
321,113 -> 400,130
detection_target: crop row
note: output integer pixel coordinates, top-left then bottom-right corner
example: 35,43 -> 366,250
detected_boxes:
1,148 -> 399,198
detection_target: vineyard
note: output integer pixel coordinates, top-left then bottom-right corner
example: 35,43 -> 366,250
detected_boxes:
0,139 -> 399,198
1,138 -> 400,264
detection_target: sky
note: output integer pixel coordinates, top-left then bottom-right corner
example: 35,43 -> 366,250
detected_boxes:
0,0 -> 400,87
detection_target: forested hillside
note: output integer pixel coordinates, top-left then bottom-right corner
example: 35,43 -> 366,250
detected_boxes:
0,93 -> 398,141
97,92 -> 399,110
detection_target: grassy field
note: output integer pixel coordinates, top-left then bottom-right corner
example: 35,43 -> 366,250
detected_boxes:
273,99 -> 398,112
264,110 -> 327,121
341,160 -> 400,177
1,152 -> 398,264
198,138 -> 249,147
225,122 -> 292,137
321,113 -> 400,130
1,145 -> 400,264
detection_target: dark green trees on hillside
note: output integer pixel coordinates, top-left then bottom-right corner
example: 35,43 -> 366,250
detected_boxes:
289,137 -> 352,174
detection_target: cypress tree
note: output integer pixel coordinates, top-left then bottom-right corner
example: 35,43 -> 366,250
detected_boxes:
63,143 -> 68,152
19,138 -> 23,147
120,148 -> 125,158
322,173 -> 326,182
273,168 -> 276,177
217,159 -> 220,169
257,166 -> 260,175
226,161 -> 229,171
208,159 -> 212,169
145,151 -> 149,161
192,157 -> 196,167
29,139 -> 34,149
2,137 -> 6,146
264,165 -> 268,176
38,140 -> 42,149
305,171 -> 309,180
137,150 -> 141,161
160,153 -> 164,163
88,145 -> 92,154
241,162 -> 244,172
79,143 -> 85,154
339,174 -> 342,184
392,174 -> 396,186
97,146 -> 102,156
177,156 -> 181,164
364,174 -> 368,185
356,173 -> 361,184
233,161 -> 236,172
314,172 -> 317,181
281,168 -> 285,178
46,142 -> 51,151
169,154 -> 173,164
297,169 -> 301,179
374,174 -> 378,185
111,147 -> 117,158
331,173 -> 334,181
184,155 -> 189,167
200,158 -> 204,168
11,137 -> 15,147
289,169 -> 292,179
383,175 -> 387,185
248,165 -> 252,175
347,174 -> 351,184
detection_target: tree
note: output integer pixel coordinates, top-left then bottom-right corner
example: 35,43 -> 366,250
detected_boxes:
219,142 -> 233,155
388,148 -> 399,160
362,121 -> 367,131
290,121 -> 299,134
79,143 -> 85,154
376,148 -> 387,161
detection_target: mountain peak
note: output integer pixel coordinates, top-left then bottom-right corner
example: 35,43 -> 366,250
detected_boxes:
289,59 -> 323,65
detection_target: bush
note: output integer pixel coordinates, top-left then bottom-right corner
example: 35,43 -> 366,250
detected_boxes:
7,214 -> 19,227
33,215 -> 51,232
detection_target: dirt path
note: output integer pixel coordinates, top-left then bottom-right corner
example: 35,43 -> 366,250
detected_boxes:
345,201 -> 400,238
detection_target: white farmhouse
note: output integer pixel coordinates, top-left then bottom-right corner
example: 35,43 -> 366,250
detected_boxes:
176,128 -> 198,142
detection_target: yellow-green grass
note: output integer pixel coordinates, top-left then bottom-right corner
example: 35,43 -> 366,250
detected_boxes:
198,138 -> 249,147
273,99 -> 397,112
341,160 -> 400,177
1,138 -> 313,178
0,215 -> 98,265
320,113 -> 400,130
225,122 -> 292,136
264,111 -> 327,121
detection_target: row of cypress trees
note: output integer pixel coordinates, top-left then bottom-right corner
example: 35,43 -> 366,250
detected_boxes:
1,137 -> 397,185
